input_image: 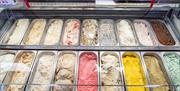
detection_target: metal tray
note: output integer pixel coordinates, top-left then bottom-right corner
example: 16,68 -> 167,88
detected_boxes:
171,15 -> 180,41
100,51 -> 124,91
0,19 -> 31,45
76,51 -> 99,91
26,51 -> 58,91
115,19 -> 139,46
0,50 -> 16,84
21,19 -> 47,45
99,19 -> 119,46
0,19 -> 15,43
132,19 -> 159,46
51,51 -> 78,91
141,52 -> 174,91
0,10 -> 179,51
3,50 -> 37,91
42,19 -> 64,45
80,19 -> 99,46
120,52 -> 150,91
0,18 -> 15,40
60,19 -> 81,46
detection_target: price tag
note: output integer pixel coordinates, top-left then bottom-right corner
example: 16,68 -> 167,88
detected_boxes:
0,0 -> 15,6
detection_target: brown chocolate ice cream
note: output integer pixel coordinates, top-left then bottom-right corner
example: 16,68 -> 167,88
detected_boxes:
150,20 -> 175,45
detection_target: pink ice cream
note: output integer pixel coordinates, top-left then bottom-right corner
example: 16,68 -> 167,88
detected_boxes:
78,52 -> 98,91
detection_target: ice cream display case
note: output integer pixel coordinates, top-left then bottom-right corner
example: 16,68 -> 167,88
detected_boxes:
0,1 -> 180,91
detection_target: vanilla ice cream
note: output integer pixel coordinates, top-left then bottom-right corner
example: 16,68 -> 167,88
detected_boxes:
6,19 -> 29,45
133,20 -> 154,46
30,54 -> 55,91
44,19 -> 63,45
24,19 -> 46,45
116,20 -> 138,46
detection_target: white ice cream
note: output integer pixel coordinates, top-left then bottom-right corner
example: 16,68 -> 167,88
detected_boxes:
134,21 -> 154,46
117,20 -> 137,46
0,54 -> 15,83
100,19 -> 117,46
30,54 -> 54,91
44,19 -> 63,45
7,19 -> 29,44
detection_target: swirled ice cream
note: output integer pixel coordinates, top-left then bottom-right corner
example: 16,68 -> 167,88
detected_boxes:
81,19 -> 98,46
62,19 -> 80,46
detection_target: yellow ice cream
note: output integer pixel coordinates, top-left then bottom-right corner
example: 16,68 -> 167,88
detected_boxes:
122,52 -> 148,91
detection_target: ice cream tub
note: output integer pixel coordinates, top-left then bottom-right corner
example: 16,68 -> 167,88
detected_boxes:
3,50 -> 37,91
26,51 -> 58,91
0,19 -> 17,42
99,19 -> 119,46
51,51 -> 78,91
160,52 -> 180,91
42,19 -> 64,45
80,19 -> 99,46
0,19 -> 31,45
115,19 -> 139,46
141,52 -> 174,91
0,50 -> 16,84
132,19 -> 159,46
120,52 -> 150,91
76,51 -> 99,91
149,20 -> 179,46
60,19 -> 81,46
21,19 -> 47,45
100,51 -> 124,91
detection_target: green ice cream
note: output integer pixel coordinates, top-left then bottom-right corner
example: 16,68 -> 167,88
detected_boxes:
163,53 -> 180,91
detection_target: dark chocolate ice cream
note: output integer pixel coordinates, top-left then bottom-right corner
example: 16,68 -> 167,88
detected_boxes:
150,20 -> 175,45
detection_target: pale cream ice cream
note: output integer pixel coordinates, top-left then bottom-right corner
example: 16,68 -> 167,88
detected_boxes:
81,19 -> 98,46
24,19 -> 46,45
116,20 -> 138,46
101,52 -> 122,91
99,19 -> 117,46
133,21 -> 154,46
0,53 -> 15,83
30,54 -> 55,91
62,19 -> 80,45
6,19 -> 30,45
53,52 -> 76,91
44,19 -> 63,45
6,85 -> 24,91
144,55 -> 170,91
6,52 -> 35,91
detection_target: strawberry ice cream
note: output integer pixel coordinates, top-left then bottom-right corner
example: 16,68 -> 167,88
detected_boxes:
78,52 -> 98,91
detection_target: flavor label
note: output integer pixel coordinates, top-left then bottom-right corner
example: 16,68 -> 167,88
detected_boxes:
0,0 -> 15,7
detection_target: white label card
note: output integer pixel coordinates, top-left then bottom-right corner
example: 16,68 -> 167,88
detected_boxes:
0,0 -> 15,6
